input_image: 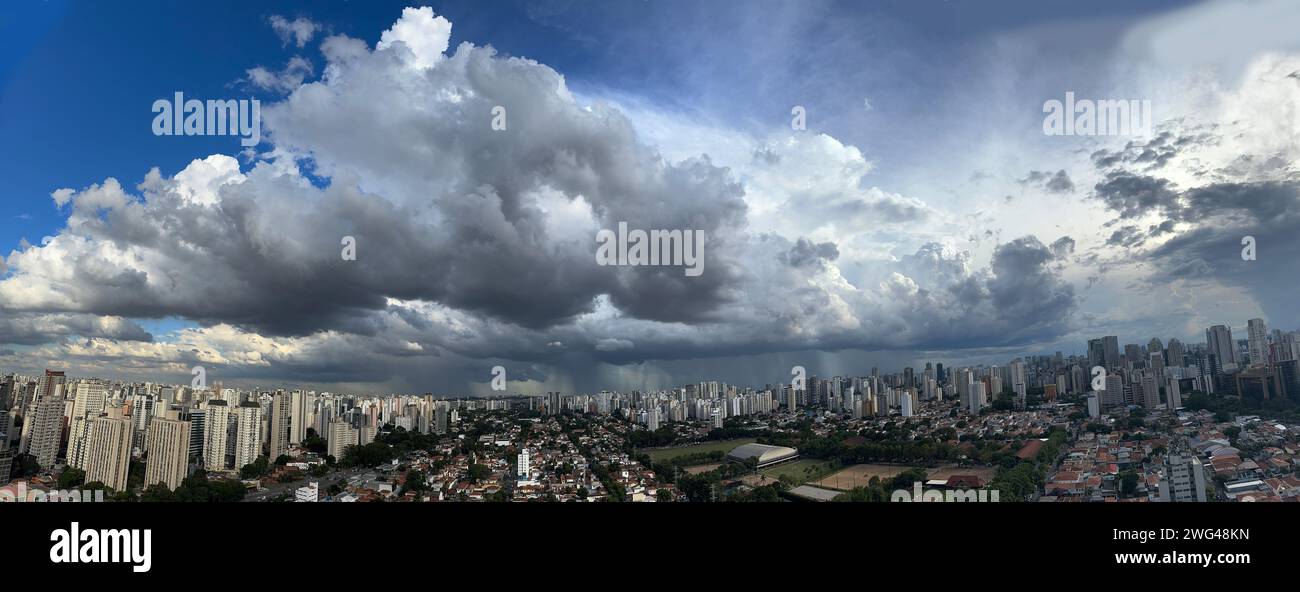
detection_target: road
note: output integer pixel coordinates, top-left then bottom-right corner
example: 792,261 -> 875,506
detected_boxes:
243,467 -> 368,502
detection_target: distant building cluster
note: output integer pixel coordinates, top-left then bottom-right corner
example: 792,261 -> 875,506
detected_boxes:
2,316 -> 1299,503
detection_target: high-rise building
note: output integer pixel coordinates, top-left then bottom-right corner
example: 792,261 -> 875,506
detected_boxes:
1147,338 -> 1164,363
435,402 -> 449,435
204,399 -> 232,472
1276,358 -> 1300,401
234,401 -> 263,470
1247,318 -> 1268,367
1206,325 -> 1237,368
0,375 -> 14,411
268,391 -> 291,461
144,410 -> 191,491
0,409 -> 13,485
968,382 -> 985,415
83,408 -> 133,492
1166,338 -> 1186,367
290,390 -> 308,444
327,419 -> 358,460
26,396 -> 64,470
21,370 -> 66,457
1088,336 -> 1120,371
1102,374 -> 1125,411
66,381 -> 108,468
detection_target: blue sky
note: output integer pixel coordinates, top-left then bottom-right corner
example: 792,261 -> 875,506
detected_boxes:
0,0 -> 1189,254
2,1 -> 1297,392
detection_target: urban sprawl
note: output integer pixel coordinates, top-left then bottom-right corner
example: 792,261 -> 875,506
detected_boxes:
3,318 -> 1300,503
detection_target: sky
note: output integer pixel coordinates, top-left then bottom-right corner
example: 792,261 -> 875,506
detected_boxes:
2,0 -> 1300,395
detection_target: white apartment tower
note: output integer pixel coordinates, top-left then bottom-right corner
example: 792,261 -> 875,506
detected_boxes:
144,409 -> 191,491
1247,318 -> 1268,367
268,391 -> 291,461
234,401 -> 263,470
204,399 -> 232,472
83,408 -> 133,492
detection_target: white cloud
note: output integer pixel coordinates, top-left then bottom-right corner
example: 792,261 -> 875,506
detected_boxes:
269,15 -> 321,48
376,6 -> 452,70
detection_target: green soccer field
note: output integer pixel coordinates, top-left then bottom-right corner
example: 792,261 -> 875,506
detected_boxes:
640,438 -> 757,464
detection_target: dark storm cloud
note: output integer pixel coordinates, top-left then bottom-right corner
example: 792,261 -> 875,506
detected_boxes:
986,237 -> 1076,332
0,313 -> 152,346
1089,130 -> 1210,171
1092,171 -> 1181,218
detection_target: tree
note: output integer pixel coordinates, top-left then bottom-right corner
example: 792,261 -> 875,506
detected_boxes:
140,483 -> 176,502
15,454 -> 40,478
239,455 -> 271,479
274,454 -> 291,466
57,467 -> 86,489
466,463 -> 491,483
1119,470 -> 1139,498
402,469 -> 427,495
340,442 -> 395,468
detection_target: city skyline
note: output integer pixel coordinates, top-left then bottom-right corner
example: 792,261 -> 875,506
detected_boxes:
3,312 -> 1290,398
4,0 -> 1300,396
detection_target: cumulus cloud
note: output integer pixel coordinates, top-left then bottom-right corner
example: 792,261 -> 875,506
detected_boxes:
0,7 -> 1090,391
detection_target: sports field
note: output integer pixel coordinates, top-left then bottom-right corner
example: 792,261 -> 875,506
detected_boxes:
813,464 -> 999,491
759,458 -> 837,483
640,438 -> 756,464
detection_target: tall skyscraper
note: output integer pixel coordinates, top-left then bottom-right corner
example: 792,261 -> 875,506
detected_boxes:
435,402 -> 448,435
1166,338 -> 1186,367
290,390 -> 308,444
0,409 -> 13,485
268,391 -> 291,461
204,399 -> 232,472
66,381 -> 107,469
1206,325 -> 1237,368
234,401 -> 263,470
1102,374 -> 1125,411
0,375 -> 14,411
26,396 -> 64,470
21,370 -> 66,456
1088,336 -> 1120,371
1247,318 -> 1268,367
83,408 -> 133,492
144,409 -> 191,491
1149,351 -> 1165,384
